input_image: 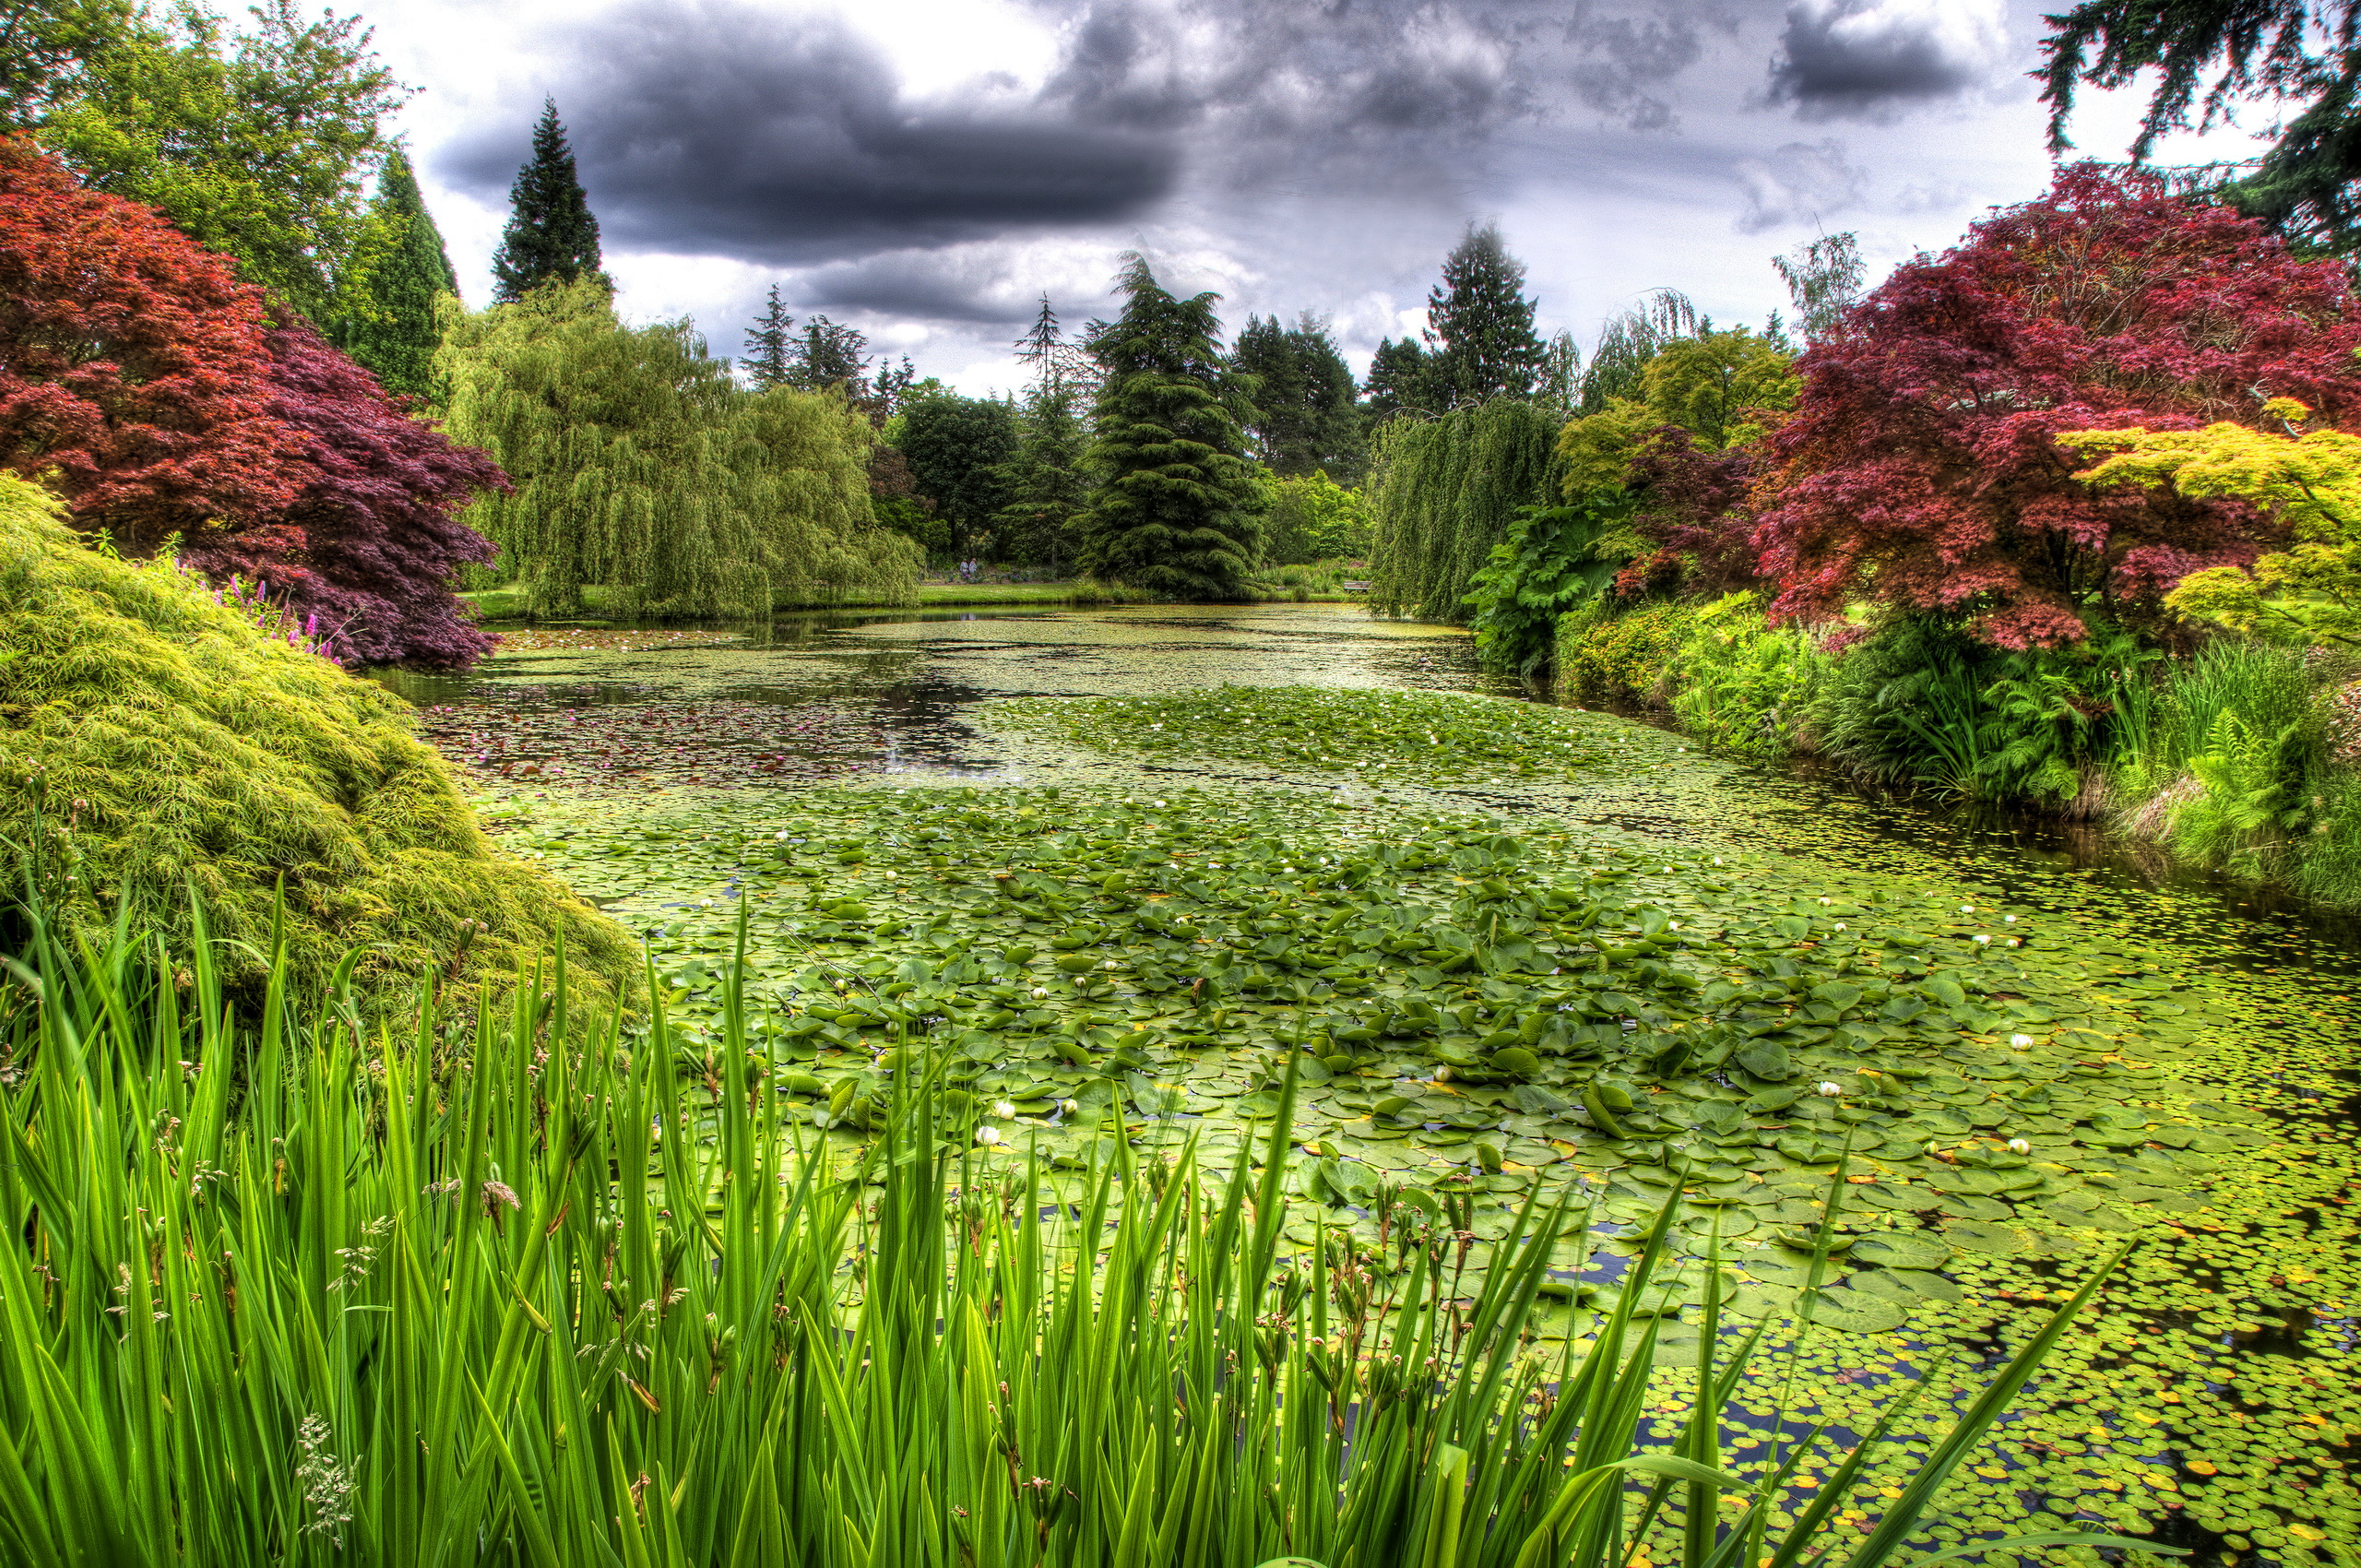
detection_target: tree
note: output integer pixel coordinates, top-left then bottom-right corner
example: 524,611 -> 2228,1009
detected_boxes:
1258,469 -> 1373,564
1772,233 -> 1865,344
1424,223 -> 1546,408
183,319 -> 501,668
789,314 -> 870,396
1536,329 -> 1581,421
1365,400 -> 1559,620
742,284 -> 793,392
441,279 -> 916,616
1078,255 -> 1264,599
1363,337 -> 1436,419
1750,165 -> 2361,648
0,136 -> 300,549
2064,398 -> 2361,645
18,0 -> 408,323
1231,313 -> 1366,481
1577,290 -> 1698,415
894,394 -> 1022,557
332,148 -> 457,403
0,141 -> 504,665
2040,1 -> 2361,254
492,100 -> 603,303
995,383 -> 1089,571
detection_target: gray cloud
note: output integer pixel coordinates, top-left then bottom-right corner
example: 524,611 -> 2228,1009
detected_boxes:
801,251 -> 1050,325
1763,0 -> 2005,121
1734,137 -> 1865,232
439,0 -> 1176,267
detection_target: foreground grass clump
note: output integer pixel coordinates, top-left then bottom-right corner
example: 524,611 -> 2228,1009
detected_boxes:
0,916 -> 2156,1568
0,476 -> 631,1002
991,684 -> 1607,783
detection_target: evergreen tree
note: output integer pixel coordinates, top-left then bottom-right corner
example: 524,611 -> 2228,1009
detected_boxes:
789,314 -> 869,395
491,100 -> 604,303
1424,224 -> 1546,408
333,148 -> 458,403
1231,313 -> 1366,482
1364,337 -> 1436,419
998,295 -> 1090,569
742,284 -> 793,391
1078,255 -> 1263,599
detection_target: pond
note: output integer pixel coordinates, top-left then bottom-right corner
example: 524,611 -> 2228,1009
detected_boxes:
382,602 -> 2361,1566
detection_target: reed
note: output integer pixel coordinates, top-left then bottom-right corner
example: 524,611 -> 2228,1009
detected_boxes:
0,904 -> 2165,1567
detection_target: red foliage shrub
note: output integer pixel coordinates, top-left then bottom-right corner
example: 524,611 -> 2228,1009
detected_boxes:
0,137 -> 299,550
1616,425 -> 1762,599
179,323 -> 501,669
1750,164 -> 2361,647
0,138 -> 503,667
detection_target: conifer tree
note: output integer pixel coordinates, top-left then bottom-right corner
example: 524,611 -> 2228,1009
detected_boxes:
1078,255 -> 1263,599
999,295 -> 1090,569
1232,313 -> 1365,481
491,100 -> 604,303
334,148 -> 458,403
1364,337 -> 1436,419
742,284 -> 793,391
1424,223 -> 1546,407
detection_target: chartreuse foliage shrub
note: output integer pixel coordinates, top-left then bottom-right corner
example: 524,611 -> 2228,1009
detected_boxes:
1555,596 -> 1828,759
0,475 -> 630,1002
0,909 -> 2153,1568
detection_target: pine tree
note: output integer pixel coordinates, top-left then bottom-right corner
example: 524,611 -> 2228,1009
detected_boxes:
491,100 -> 604,303
333,148 -> 458,403
1424,224 -> 1546,408
742,284 -> 793,391
1078,255 -> 1263,599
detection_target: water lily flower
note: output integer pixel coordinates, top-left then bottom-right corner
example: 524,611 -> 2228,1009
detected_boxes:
2006,937 -> 2021,947
1101,958 -> 1120,970
1959,905 -> 1975,913
1818,897 -> 1832,906
1816,1081 -> 1843,1097
991,1099 -> 1016,1119
2009,1033 -> 2035,1049
976,1127 -> 1002,1146
775,830 -> 790,841
1712,857 -> 1723,865
1030,987 -> 1049,1000
2004,914 -> 2016,923
1833,922 -> 1846,932
1057,1099 -> 1079,1116
2007,1138 -> 2033,1155
1974,933 -> 1990,945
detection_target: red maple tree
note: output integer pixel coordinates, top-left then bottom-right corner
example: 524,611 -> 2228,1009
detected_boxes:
1750,163 -> 2361,647
0,139 -> 504,666
1616,426 -> 1762,600
0,137 -> 300,551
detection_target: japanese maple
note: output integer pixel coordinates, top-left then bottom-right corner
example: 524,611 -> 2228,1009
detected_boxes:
1750,163 -> 2361,647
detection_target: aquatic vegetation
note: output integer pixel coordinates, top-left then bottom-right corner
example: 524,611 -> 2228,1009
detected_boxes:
421,695 -> 887,792
991,685 -> 1610,784
0,476 -> 632,1004
0,907 -> 2166,1567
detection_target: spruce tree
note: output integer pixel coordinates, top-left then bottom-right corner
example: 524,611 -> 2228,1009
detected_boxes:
1364,337 -> 1435,419
334,148 -> 459,403
999,295 -> 1090,570
1424,223 -> 1545,407
1078,255 -> 1263,600
491,100 -> 604,303
742,284 -> 793,391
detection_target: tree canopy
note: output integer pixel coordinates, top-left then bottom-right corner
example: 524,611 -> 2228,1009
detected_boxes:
331,148 -> 458,403
1232,314 -> 1366,482
7,0 -> 407,323
1751,165 -> 2361,647
1366,400 -> 1559,621
492,100 -> 604,303
1078,256 -> 1263,599
895,395 -> 1021,556
441,279 -> 915,618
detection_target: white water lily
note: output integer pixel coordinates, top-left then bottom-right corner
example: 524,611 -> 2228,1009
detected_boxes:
991,1099 -> 1016,1120
1057,1099 -> 1079,1116
1974,933 -> 1991,945
1030,987 -> 1049,1000
1833,922 -> 1846,932
1816,1081 -> 1843,1097
775,830 -> 790,841
1102,958 -> 1120,970
2010,1033 -> 2035,1049
1959,905 -> 1975,913
2006,937 -> 2021,947
2007,1138 -> 2033,1155
2004,914 -> 2017,923
975,1127 -> 1002,1146
1712,857 -> 1723,865
1818,897 -> 1832,906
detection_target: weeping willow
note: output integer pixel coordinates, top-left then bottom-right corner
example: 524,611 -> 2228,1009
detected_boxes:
439,280 -> 919,617
1364,400 -> 1560,622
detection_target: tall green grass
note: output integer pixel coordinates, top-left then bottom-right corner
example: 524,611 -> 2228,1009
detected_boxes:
0,905 -> 2164,1567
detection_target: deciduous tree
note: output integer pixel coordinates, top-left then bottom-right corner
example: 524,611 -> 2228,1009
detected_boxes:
1750,165 -> 2361,647
895,394 -> 1020,556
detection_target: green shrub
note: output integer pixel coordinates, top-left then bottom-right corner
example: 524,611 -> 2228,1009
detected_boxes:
0,475 -> 632,1004
2168,710 -> 2315,878
1665,595 -> 1832,757
1556,600 -> 1696,705
1465,501 -> 1627,683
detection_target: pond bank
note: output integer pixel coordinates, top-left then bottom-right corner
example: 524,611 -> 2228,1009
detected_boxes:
386,602 -> 2361,1565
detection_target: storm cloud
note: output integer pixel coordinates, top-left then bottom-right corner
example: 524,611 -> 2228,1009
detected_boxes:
440,0 -> 1176,266
1763,0 -> 2007,120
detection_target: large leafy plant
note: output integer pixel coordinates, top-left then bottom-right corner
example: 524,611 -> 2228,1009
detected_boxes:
1465,498 -> 1631,682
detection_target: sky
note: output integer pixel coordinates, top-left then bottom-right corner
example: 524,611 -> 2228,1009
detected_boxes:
356,0 -> 2272,395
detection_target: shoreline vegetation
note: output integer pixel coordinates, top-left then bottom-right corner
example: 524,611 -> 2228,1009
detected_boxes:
458,570 -> 1371,623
